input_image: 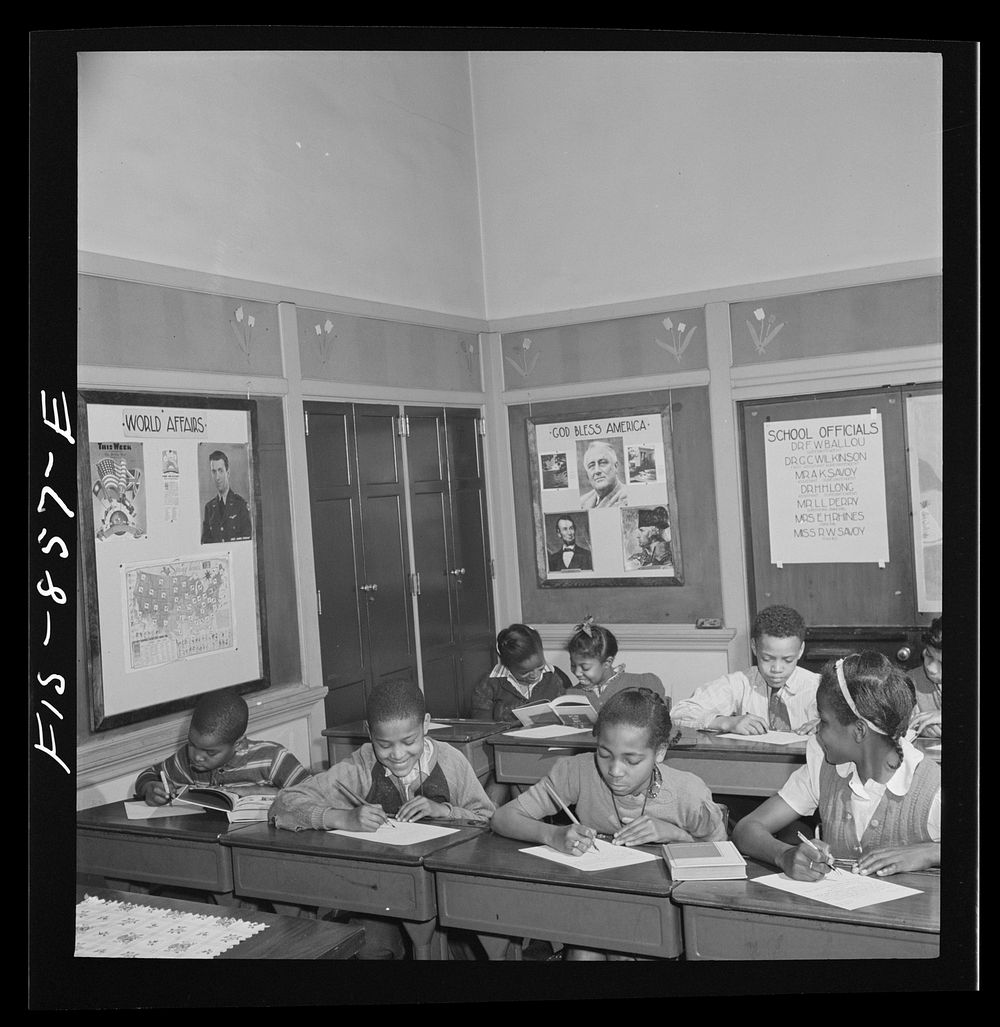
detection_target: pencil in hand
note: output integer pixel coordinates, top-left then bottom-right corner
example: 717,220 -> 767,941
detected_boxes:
335,781 -> 395,827
542,779 -> 600,852
796,829 -> 832,867
159,770 -> 173,805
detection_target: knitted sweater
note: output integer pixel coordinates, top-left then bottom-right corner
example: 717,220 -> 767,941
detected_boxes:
134,736 -> 310,798
469,666 -> 573,722
510,752 -> 726,841
269,737 -> 495,832
566,669 -> 666,710
818,750 -> 941,860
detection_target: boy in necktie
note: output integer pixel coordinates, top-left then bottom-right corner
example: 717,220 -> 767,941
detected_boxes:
670,605 -> 819,735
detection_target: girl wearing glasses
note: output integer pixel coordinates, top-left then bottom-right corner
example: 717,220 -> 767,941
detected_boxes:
470,623 -> 573,804
470,623 -> 573,723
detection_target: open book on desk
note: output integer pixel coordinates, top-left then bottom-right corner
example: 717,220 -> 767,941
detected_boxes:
171,784 -> 279,823
512,693 -> 597,730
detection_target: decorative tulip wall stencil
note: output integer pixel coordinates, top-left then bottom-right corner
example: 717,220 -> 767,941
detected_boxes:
504,336 -> 540,379
746,306 -> 785,354
314,319 -> 337,365
229,305 -> 256,364
654,317 -> 697,362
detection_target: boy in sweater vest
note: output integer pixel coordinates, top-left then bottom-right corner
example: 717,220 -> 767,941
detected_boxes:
270,678 -> 494,957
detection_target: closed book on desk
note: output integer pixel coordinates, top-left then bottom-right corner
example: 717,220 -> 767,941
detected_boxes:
662,840 -> 747,881
172,785 -> 279,823
512,694 -> 597,730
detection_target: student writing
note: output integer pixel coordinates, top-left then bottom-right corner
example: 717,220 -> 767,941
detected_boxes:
270,678 -> 495,830
564,615 -> 666,709
491,688 -> 726,960
670,604 -> 819,734
908,616 -> 942,738
732,651 -> 941,879
270,678 -> 494,959
134,688 -> 310,805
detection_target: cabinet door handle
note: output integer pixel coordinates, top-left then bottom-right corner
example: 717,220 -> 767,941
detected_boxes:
896,646 -> 912,662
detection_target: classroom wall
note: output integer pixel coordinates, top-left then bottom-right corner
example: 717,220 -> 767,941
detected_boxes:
78,51 -> 486,318
75,52 -> 943,799
470,51 -> 942,319
79,51 -> 942,324
484,275 -> 943,701
75,270 -> 489,806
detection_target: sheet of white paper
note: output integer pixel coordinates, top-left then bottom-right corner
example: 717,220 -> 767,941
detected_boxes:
716,731 -> 806,745
503,725 -> 592,738
330,821 -> 458,846
753,870 -> 922,910
520,843 -> 660,872
123,801 -> 206,820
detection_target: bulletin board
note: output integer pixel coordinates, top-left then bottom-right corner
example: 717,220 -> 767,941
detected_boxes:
510,388 -> 722,627
739,387 -> 918,628
905,390 -> 943,614
527,405 -> 683,587
78,391 -> 269,731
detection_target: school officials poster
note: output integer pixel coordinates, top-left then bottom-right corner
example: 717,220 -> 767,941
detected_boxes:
528,408 -> 683,586
763,412 -> 890,566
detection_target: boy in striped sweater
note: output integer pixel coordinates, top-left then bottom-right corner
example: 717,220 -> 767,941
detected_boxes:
134,688 -> 310,804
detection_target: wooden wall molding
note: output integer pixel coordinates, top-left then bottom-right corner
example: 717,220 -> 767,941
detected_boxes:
537,624 -> 736,652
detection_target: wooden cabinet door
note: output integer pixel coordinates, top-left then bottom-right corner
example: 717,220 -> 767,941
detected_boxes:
406,407 -> 496,717
305,403 -> 416,729
406,407 -> 461,716
443,409 -> 496,712
353,405 -> 417,691
304,403 -> 369,726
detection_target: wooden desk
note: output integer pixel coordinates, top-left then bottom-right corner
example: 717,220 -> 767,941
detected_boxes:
221,821 -> 486,960
77,801 -> 237,903
672,861 -> 940,959
425,831 -> 683,960
488,727 -> 809,797
323,719 -> 501,782
76,885 -> 366,959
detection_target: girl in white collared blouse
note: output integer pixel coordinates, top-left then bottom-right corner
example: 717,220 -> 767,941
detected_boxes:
733,651 -> 940,880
